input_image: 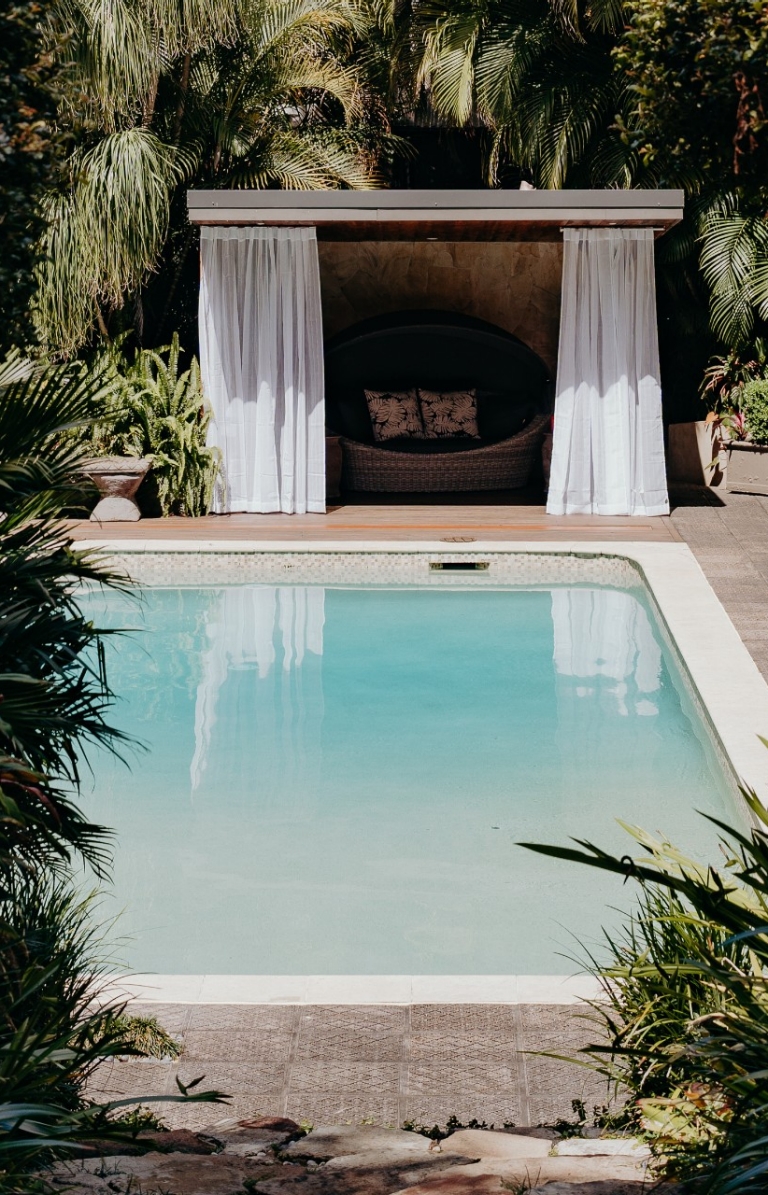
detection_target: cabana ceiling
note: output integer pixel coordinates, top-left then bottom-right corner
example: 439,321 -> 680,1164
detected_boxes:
187,188 -> 684,241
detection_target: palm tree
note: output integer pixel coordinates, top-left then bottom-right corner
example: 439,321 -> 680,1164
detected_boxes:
35,0 -> 390,355
407,0 -> 628,189
408,0 -> 768,352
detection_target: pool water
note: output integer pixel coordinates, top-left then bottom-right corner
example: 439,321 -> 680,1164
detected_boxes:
81,583 -> 740,975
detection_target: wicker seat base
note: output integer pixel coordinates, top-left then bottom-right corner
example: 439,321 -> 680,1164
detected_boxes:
339,414 -> 549,492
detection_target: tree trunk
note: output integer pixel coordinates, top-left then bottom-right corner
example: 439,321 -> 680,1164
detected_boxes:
173,52 -> 192,142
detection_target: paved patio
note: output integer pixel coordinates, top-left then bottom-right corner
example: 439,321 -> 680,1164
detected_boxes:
79,487 -> 768,1130
91,1002 -> 607,1130
670,489 -> 768,682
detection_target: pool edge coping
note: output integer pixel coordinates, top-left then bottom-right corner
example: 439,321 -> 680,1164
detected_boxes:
103,974 -> 603,1005
82,538 -> 768,1005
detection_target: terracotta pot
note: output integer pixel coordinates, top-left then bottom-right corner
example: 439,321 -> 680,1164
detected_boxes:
83,457 -> 151,521
726,441 -> 768,495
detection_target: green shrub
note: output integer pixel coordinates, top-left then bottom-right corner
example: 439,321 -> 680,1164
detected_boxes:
521,779 -> 768,1193
741,379 -> 768,446
92,335 -> 219,517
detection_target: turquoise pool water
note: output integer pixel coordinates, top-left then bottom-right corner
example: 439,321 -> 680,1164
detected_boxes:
81,582 -> 740,975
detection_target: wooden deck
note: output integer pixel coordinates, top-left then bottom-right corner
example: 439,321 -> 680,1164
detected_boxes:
68,502 -> 682,543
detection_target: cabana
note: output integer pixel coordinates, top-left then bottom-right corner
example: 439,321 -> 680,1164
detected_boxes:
187,188 -> 684,517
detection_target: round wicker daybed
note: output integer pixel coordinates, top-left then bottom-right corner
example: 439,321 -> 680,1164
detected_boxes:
325,311 -> 552,493
340,414 -> 549,492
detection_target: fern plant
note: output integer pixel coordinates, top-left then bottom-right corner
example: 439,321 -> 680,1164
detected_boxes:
92,335 -> 219,517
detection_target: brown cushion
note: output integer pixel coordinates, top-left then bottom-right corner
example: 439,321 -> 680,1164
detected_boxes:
419,389 -> 481,439
364,389 -> 425,442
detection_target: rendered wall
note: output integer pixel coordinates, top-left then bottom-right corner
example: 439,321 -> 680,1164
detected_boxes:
318,240 -> 563,375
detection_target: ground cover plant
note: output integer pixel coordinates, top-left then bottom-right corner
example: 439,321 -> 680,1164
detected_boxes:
0,353 -> 223,1192
521,776 -> 768,1193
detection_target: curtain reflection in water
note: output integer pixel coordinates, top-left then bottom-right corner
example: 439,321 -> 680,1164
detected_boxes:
551,587 -> 662,717
190,585 -> 325,792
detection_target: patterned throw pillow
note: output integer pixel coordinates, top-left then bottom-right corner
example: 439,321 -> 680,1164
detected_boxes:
418,389 -> 481,439
364,389 -> 425,442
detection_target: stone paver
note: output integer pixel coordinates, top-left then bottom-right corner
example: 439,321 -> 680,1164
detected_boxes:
671,490 -> 768,683
88,1002 -> 607,1130
47,1123 -> 665,1195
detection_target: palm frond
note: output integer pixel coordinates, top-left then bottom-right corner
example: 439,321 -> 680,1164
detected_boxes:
36,130 -> 184,353
699,211 -> 768,347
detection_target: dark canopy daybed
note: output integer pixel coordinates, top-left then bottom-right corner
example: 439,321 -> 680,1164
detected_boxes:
325,311 -> 552,492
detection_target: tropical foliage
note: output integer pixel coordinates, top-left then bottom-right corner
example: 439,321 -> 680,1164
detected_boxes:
34,0 -> 391,355
701,339 -> 768,416
741,379 -> 768,445
409,0 -> 768,357
0,3 -> 66,354
91,335 -> 219,516
410,0 -> 625,190
0,353 -> 126,810
521,781 -> 768,1193
0,355 -> 223,1191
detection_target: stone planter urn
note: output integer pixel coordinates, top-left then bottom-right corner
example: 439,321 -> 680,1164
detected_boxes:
667,421 -> 726,488
84,457 -> 151,521
726,441 -> 768,495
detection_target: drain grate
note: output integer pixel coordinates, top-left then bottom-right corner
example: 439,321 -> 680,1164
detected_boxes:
430,561 -> 490,571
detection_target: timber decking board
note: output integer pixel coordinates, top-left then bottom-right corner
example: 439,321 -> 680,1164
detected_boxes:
67,504 -> 682,542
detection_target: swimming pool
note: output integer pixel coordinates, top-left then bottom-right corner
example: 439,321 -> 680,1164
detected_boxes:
81,562 -> 742,978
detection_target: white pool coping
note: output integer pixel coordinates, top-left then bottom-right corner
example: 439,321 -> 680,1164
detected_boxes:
81,538 -> 768,1005
109,973 -> 602,1005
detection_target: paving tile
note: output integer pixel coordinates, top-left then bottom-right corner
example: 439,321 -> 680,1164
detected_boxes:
404,1062 -> 521,1126
128,1002 -> 193,1036
86,1057 -> 174,1103
160,1093 -> 263,1131
409,1030 -> 518,1064
410,1005 -> 516,1036
186,1004 -> 298,1033
286,1061 -> 401,1125
175,1057 -> 288,1095
183,1026 -> 296,1064
296,1006 -> 407,1062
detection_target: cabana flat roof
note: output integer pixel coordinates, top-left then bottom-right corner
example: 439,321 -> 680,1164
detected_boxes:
187,188 -> 684,241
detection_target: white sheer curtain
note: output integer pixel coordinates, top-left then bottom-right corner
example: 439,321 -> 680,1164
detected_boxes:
547,228 -> 669,516
199,226 -> 326,514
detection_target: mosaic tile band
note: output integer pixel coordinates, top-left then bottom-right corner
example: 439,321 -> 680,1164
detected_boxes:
102,549 -> 640,588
